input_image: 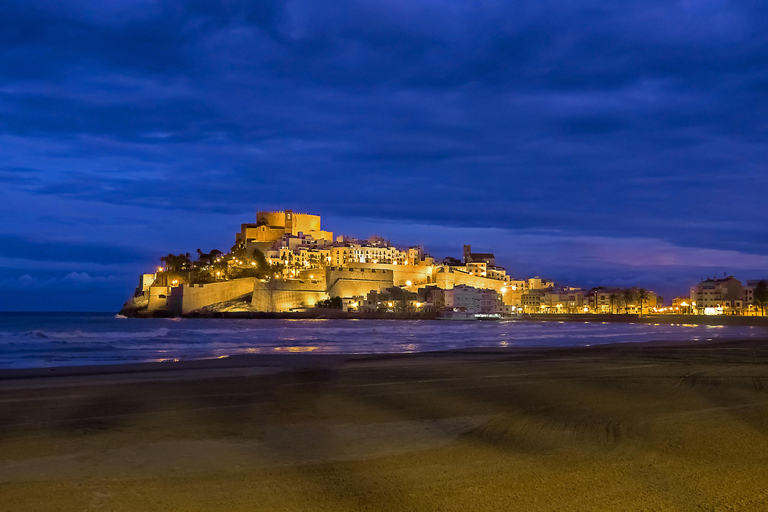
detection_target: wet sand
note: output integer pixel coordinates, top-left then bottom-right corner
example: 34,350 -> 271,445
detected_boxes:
2,339 -> 768,510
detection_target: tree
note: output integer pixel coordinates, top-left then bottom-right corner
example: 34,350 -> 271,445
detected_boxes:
317,296 -> 343,309
609,293 -> 617,315
231,244 -> 248,261
755,280 -> 768,317
636,288 -> 648,317
252,248 -> 269,271
623,289 -> 635,314
160,253 -> 191,272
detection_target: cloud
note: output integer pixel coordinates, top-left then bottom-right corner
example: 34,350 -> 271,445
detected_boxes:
0,271 -> 118,290
0,0 -> 767,305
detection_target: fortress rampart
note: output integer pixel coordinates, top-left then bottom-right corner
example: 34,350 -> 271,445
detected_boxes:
252,279 -> 328,312
326,267 -> 394,298
255,210 -> 321,236
349,263 -> 434,288
251,267 -> 395,312
148,278 -> 257,315
435,268 -> 516,304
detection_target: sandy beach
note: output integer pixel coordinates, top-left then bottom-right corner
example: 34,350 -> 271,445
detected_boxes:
2,339 -> 768,511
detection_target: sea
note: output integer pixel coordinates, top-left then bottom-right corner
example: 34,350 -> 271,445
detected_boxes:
1,312 -> 767,370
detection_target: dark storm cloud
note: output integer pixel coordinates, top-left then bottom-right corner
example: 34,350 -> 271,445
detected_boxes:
1,0 -> 767,308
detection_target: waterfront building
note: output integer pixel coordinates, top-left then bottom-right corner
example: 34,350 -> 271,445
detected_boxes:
744,279 -> 768,316
691,276 -> 744,315
671,296 -> 693,314
444,284 -> 503,314
527,277 -> 555,290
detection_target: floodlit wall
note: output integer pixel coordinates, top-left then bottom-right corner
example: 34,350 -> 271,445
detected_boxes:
240,223 -> 285,243
304,229 -> 333,241
326,267 -> 394,298
292,214 -> 321,235
139,273 -> 156,292
147,286 -> 170,311
252,279 -> 328,312
169,278 -> 258,314
255,211 -> 321,236
256,211 -> 287,228
349,263 -> 433,287
435,269 -> 517,304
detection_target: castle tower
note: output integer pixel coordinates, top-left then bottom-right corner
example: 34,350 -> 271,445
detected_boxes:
463,245 -> 472,264
285,210 -> 294,235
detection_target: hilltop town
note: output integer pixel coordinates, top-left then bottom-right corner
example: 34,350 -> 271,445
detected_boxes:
121,209 -> 768,319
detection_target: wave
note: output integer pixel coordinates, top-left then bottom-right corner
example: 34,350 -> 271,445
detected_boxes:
14,328 -> 172,340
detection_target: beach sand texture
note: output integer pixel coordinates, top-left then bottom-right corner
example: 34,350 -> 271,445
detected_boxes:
2,340 -> 768,511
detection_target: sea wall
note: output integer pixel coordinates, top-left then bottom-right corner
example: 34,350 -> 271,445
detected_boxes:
147,286 -> 171,312
166,278 -> 257,315
252,279 -> 328,312
326,267 -> 393,298
349,263 -> 433,287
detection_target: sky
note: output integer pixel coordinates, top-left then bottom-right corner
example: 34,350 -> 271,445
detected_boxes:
1,0 -> 767,311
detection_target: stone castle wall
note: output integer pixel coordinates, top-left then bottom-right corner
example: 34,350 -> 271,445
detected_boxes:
435,269 -> 518,305
163,278 -> 257,315
252,279 -> 328,312
349,263 -> 434,287
326,267 -> 393,298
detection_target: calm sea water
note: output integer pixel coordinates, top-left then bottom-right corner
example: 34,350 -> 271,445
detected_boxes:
1,312 -> 767,369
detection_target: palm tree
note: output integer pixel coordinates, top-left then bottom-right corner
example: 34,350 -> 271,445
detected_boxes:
622,289 -> 634,314
755,280 -> 768,317
636,288 -> 648,317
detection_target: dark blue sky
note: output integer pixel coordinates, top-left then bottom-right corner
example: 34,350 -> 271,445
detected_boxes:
2,0 -> 767,310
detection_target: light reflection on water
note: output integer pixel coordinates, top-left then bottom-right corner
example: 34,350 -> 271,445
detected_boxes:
0,313 -> 767,369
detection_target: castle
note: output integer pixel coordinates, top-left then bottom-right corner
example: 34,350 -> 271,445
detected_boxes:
137,209 -> 525,315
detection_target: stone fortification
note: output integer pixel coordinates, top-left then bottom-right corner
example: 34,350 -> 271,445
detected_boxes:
252,267 -> 395,312
435,268 -> 514,304
252,279 -> 328,312
326,267 -> 394,298
145,278 -> 257,315
256,210 -> 321,236
348,262 -> 434,288
147,286 -> 171,312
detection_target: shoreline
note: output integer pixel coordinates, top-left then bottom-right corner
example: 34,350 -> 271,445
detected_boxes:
123,307 -> 768,326
2,335 -> 765,383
